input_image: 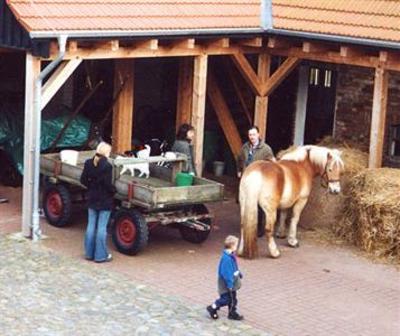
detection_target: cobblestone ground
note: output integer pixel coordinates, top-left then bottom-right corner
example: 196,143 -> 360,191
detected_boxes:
1,185 -> 399,336
0,235 -> 268,336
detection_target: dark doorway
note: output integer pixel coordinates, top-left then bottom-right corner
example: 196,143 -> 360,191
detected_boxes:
304,66 -> 337,144
266,58 -> 298,154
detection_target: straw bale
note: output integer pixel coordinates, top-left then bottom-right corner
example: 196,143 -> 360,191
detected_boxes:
334,168 -> 400,262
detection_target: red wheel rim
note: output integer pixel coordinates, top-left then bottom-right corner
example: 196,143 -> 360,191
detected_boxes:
117,218 -> 137,246
46,191 -> 63,218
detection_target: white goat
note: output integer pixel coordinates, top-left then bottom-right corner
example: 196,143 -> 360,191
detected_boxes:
118,145 -> 150,178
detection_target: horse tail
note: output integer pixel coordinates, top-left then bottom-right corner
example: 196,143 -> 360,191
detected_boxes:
238,175 -> 259,259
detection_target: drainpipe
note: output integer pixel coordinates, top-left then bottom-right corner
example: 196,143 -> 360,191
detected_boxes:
261,0 -> 273,30
31,35 -> 68,241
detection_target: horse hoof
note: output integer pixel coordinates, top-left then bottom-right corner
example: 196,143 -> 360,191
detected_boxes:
269,250 -> 281,259
288,240 -> 300,248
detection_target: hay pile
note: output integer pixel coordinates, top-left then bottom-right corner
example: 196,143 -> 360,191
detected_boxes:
334,168 -> 400,262
296,139 -> 368,230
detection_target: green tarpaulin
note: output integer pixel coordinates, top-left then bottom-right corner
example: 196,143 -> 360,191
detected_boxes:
0,111 -> 90,174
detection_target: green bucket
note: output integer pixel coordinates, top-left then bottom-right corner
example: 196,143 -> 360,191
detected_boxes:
175,172 -> 194,187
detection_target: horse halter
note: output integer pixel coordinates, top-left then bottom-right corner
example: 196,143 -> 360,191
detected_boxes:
320,162 -> 340,188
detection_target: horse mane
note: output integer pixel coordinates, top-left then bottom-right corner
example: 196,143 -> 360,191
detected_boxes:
280,145 -> 344,172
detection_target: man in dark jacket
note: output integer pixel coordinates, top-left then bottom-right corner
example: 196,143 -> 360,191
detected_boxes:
237,126 -> 274,237
237,125 -> 274,178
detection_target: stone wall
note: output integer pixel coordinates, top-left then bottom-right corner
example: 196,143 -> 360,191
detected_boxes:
334,65 -> 400,166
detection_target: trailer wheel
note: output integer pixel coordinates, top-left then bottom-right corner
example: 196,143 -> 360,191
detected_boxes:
112,209 -> 148,255
179,204 -> 211,244
43,184 -> 72,227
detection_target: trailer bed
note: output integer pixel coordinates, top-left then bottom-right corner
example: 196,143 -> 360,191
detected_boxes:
40,151 -> 224,210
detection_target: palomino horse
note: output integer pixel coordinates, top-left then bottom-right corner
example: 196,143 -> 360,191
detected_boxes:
238,145 -> 344,259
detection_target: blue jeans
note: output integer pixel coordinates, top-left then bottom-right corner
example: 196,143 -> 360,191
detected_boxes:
84,208 -> 111,262
215,291 -> 238,313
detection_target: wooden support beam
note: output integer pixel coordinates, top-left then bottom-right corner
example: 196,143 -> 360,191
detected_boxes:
111,40 -> 119,51
112,59 -> 134,154
339,45 -> 365,58
230,53 -> 262,96
302,41 -> 330,54
205,38 -> 230,48
378,50 -> 398,63
224,60 -> 252,124
270,47 -> 400,72
238,37 -> 263,48
368,67 -> 389,168
267,37 -> 292,50
135,39 -> 158,50
207,70 -> 243,158
191,54 -> 208,176
261,57 -> 300,96
41,57 -> 82,109
172,38 -> 195,49
93,40 -> 119,50
68,41 -> 78,53
22,53 -> 41,238
176,57 -> 194,129
254,53 -> 271,139
53,44 -> 244,60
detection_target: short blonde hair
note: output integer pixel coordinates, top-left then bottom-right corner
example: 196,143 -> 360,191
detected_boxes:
224,235 -> 239,249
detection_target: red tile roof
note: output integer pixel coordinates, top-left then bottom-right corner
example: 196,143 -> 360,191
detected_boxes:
6,0 -> 261,32
273,0 -> 400,43
5,0 -> 400,44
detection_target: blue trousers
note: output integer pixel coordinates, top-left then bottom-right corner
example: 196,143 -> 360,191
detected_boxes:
84,208 -> 111,262
215,291 -> 238,313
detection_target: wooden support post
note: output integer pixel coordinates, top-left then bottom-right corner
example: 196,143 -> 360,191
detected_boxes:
230,53 -> 262,96
261,57 -> 300,96
207,71 -> 242,157
41,57 -> 82,109
191,54 -> 208,176
112,59 -> 134,154
224,60 -> 252,124
368,67 -> 389,168
22,53 -> 41,237
176,57 -> 194,130
254,53 -> 271,139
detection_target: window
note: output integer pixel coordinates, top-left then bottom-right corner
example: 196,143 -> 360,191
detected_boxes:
389,124 -> 400,157
309,67 -> 332,87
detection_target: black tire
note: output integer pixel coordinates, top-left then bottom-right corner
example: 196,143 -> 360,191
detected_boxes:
43,184 -> 72,227
179,204 -> 211,244
112,209 -> 148,255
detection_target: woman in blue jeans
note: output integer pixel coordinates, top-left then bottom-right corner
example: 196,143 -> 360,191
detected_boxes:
80,142 -> 115,262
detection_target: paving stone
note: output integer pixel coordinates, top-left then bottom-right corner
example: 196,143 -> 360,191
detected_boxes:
0,235 -> 269,336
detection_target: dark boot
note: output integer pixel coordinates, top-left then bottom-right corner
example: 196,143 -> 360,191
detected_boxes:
228,311 -> 244,321
206,305 -> 219,320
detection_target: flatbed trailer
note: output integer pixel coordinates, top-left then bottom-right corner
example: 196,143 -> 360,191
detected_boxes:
40,150 -> 224,255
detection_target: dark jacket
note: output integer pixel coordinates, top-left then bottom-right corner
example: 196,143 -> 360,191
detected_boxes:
80,155 -> 115,211
217,250 -> 242,295
237,140 -> 274,174
171,139 -> 197,175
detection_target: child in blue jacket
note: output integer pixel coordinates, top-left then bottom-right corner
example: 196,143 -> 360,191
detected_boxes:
207,235 -> 244,321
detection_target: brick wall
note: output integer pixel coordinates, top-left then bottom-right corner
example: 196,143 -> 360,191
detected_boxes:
334,65 -> 400,166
